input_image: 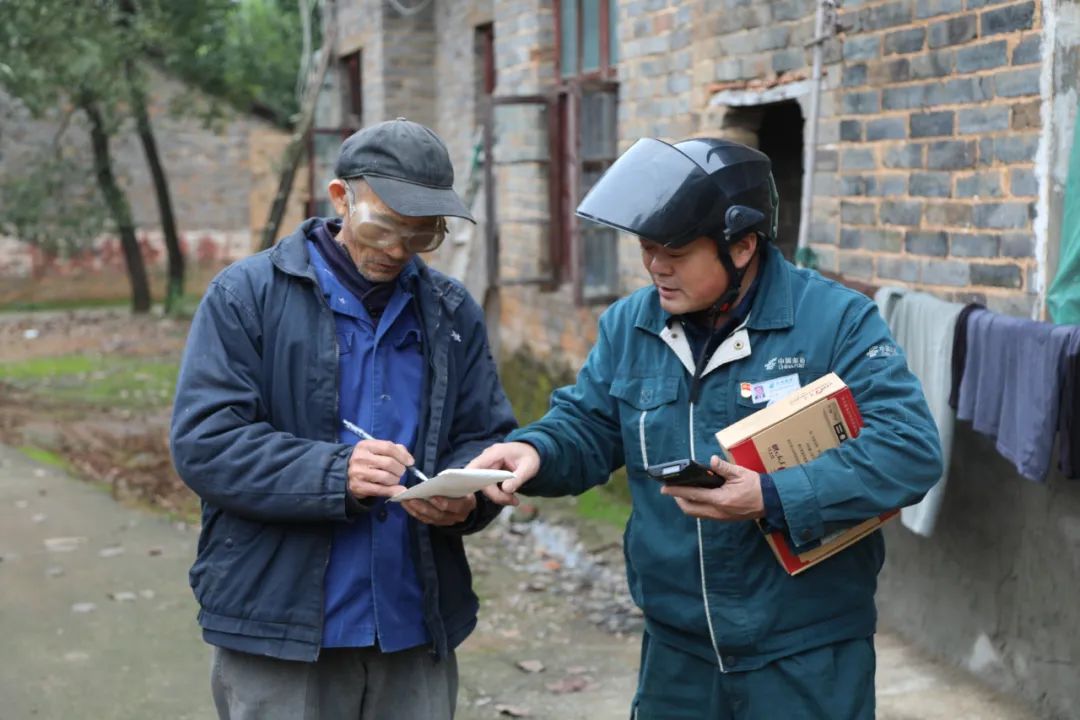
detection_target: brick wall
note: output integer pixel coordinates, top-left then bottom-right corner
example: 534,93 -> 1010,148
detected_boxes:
339,0 -> 1062,365
338,0 -> 382,124
0,73 -> 306,280
384,1 -> 439,127
488,0 -> 609,361
339,0 -> 440,128
335,0 -> 1065,360
433,1 -> 493,202
814,0 -> 1044,317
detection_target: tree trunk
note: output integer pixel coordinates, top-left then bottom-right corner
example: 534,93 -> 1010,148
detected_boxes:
261,3 -> 336,250
127,63 -> 184,313
80,95 -> 151,314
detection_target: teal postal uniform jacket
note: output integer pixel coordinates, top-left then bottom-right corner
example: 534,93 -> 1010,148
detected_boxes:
509,243 -> 943,672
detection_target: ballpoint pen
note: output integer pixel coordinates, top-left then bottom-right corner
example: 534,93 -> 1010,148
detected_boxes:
342,419 -> 431,483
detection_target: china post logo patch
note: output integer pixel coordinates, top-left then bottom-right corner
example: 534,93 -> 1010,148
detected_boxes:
764,356 -> 806,371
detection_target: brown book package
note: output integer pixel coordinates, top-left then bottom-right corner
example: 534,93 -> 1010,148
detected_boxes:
715,372 -> 898,575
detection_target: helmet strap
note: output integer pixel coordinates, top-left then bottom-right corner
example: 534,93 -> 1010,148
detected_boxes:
710,246 -> 745,317
686,247 -> 744,405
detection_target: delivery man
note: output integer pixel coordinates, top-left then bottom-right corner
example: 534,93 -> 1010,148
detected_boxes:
469,137 -> 943,719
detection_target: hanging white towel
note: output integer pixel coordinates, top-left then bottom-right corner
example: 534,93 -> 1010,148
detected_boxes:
875,286 -> 963,536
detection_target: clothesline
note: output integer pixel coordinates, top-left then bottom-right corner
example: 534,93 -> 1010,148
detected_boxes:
874,286 -> 1080,537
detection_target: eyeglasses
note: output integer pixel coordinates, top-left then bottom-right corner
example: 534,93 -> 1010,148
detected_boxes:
344,184 -> 447,253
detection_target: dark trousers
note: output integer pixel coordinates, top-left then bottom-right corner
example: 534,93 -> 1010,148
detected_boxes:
210,644 -> 458,720
632,631 -> 875,720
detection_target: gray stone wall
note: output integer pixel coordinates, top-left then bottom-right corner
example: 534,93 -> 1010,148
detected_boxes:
382,0 -> 438,127
433,0 -> 494,200
486,0 -> 608,360
338,0 -> 384,126
810,0 -> 1045,318
483,0 -> 1058,364
1,76 -> 259,232
878,424 -> 1080,720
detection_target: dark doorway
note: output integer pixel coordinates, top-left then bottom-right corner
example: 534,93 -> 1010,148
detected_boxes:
757,101 -> 804,261
722,100 -> 804,261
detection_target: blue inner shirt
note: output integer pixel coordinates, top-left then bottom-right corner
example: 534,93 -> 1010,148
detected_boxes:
308,234 -> 430,653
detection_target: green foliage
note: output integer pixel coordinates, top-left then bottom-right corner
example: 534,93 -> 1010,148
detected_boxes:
0,152 -> 110,257
499,347 -> 573,426
0,1 -> 135,264
18,446 -> 75,472
154,0 -> 308,126
0,2 -> 128,115
0,0 -> 306,130
574,482 -> 631,528
0,355 -> 179,409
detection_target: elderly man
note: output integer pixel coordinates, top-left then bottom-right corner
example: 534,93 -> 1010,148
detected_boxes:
171,118 -> 515,720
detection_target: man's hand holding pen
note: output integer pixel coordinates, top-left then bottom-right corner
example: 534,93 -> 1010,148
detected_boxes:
346,438 -> 414,500
344,421 -> 475,526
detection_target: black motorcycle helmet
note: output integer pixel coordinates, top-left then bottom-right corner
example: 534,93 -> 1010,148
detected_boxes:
576,136 -> 779,312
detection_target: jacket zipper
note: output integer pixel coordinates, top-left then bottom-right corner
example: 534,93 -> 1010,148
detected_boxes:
689,402 -> 725,673
639,403 -> 726,672
315,281 -> 336,660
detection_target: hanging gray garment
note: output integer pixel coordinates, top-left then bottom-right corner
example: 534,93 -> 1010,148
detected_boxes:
875,286 -> 963,536
957,310 -> 1080,482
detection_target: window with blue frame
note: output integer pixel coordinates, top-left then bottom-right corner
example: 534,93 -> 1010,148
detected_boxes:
558,0 -> 618,79
555,0 -> 619,303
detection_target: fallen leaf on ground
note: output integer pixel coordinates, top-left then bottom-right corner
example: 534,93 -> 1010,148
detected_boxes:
45,537 -> 87,552
495,704 -> 531,717
545,675 -> 591,694
516,659 -> 545,673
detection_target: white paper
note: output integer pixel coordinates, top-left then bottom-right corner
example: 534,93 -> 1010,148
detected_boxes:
388,468 -> 514,501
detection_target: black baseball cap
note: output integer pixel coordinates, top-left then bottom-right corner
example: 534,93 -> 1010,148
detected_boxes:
335,118 -> 474,222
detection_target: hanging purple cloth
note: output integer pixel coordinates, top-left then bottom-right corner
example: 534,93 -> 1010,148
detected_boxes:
956,310 -> 1080,482
948,303 -> 985,411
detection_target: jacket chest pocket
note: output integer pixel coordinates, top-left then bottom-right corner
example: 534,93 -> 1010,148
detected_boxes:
609,375 -> 683,473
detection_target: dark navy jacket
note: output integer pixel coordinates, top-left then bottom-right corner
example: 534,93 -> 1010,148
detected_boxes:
170,219 -> 517,661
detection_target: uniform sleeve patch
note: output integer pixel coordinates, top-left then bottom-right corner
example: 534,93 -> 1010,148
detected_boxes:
866,344 -> 898,358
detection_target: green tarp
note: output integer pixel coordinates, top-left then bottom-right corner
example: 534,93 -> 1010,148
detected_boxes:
1048,100 -> 1080,323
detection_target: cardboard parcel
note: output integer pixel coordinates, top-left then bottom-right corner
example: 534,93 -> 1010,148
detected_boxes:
714,372 -> 898,575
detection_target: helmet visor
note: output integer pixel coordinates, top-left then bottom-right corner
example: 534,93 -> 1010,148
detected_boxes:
575,138 -> 724,247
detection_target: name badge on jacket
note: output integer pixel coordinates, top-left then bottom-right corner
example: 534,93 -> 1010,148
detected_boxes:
740,373 -> 802,406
